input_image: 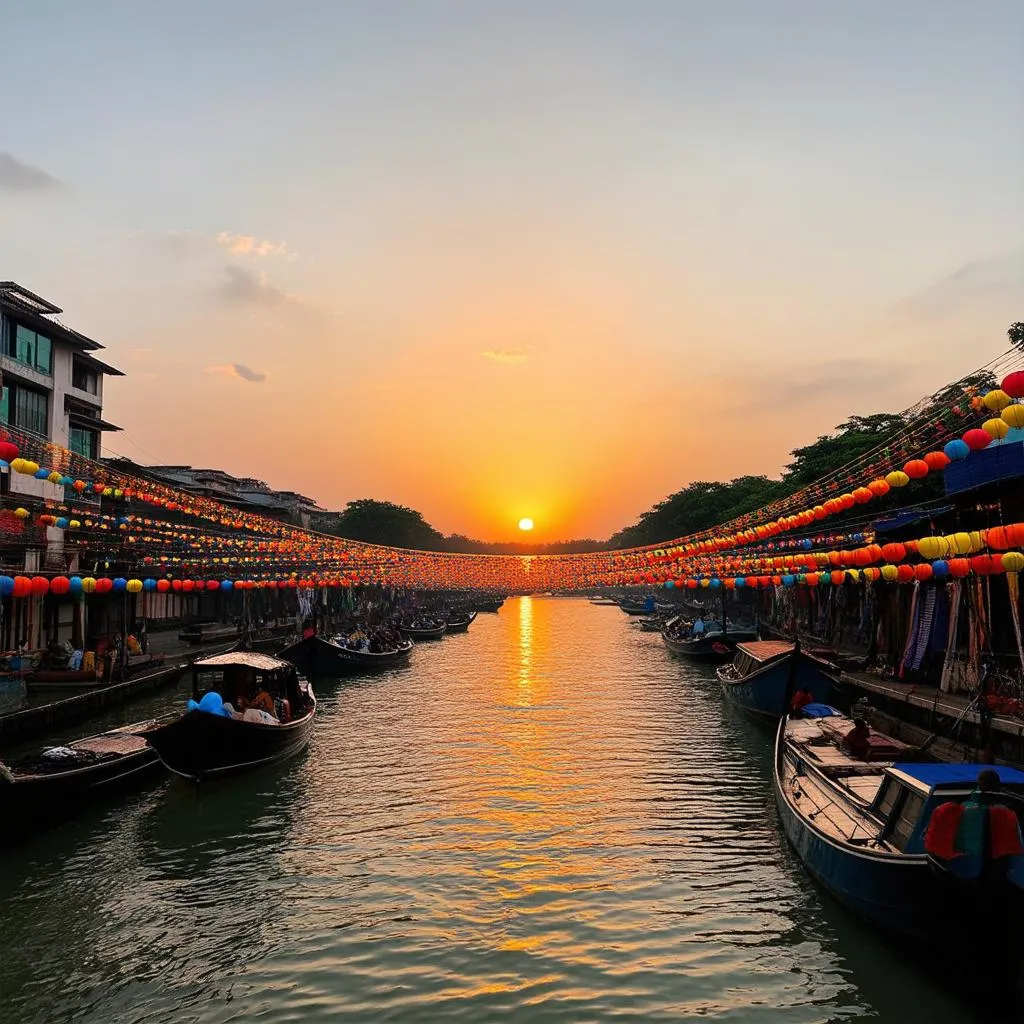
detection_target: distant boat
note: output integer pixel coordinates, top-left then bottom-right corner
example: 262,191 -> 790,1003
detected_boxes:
277,634 -> 412,677
662,629 -> 758,662
142,652 -> 315,783
0,719 -> 166,841
589,597 -> 619,606
25,653 -> 168,692
398,621 -> 447,641
445,611 -> 477,633
775,708 -> 1024,942
177,622 -> 240,645
717,641 -> 837,718
475,597 -> 505,613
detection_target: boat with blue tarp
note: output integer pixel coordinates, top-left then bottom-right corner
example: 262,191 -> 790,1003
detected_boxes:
774,707 -> 1024,943
717,640 -> 837,718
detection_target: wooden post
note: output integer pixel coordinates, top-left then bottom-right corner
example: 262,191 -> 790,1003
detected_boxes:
782,637 -> 801,716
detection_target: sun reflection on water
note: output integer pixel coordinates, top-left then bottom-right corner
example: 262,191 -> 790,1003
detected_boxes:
517,594 -> 533,701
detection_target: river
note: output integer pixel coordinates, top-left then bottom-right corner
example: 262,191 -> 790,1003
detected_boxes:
0,597 -> 1003,1022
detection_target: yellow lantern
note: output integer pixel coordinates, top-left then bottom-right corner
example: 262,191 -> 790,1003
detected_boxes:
13,507 -> 29,519
1002,552 -> 1024,573
1001,404 -> 1024,429
881,564 -> 899,582
9,458 -> 26,474
47,471 -> 62,484
984,417 -> 1010,440
917,536 -> 947,559
20,460 -> 39,475
69,520 -> 81,529
847,569 -> 861,583
968,530 -> 985,553
983,389 -> 1011,412
949,532 -> 973,555
126,579 -> 143,593
885,471 -> 910,488
81,577 -> 96,593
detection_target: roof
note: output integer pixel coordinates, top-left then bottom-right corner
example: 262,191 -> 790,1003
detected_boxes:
73,350 -> 124,377
194,652 -> 293,671
888,764 -> 1024,792
0,282 -> 62,316
737,640 -> 794,662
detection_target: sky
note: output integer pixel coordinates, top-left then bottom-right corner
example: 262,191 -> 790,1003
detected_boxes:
1,1 -> 1022,542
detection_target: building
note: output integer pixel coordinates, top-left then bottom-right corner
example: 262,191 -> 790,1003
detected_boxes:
0,281 -> 123,499
102,460 -> 325,528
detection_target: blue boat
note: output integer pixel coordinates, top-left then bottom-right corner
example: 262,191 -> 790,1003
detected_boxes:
716,641 -> 836,718
774,709 -> 1024,943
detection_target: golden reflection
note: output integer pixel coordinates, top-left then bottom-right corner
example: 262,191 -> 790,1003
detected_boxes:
517,594 -> 533,701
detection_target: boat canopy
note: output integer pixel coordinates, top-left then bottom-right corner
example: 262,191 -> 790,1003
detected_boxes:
735,640 -> 793,663
888,764 -> 1024,795
193,652 -> 293,672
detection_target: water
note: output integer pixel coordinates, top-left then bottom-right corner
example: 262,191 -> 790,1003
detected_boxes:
0,598 -> 997,1022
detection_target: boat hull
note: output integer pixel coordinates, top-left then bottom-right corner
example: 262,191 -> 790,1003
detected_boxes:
277,636 -> 412,677
398,624 -> 446,641
662,631 -> 758,661
144,704 -> 315,782
773,726 -> 1024,941
445,612 -> 477,633
719,653 -> 834,718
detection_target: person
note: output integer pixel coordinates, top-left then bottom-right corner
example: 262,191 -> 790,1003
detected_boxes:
791,687 -> 814,713
302,618 -> 316,640
841,718 -> 872,760
692,617 -> 705,636
248,687 -> 276,717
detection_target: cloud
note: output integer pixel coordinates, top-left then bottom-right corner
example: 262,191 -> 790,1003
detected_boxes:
217,264 -> 287,306
215,231 -> 295,259
205,362 -> 268,383
0,152 -> 61,191
481,347 -> 532,364
890,251 -> 1024,325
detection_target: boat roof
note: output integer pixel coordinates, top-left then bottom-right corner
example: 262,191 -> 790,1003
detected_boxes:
736,640 -> 793,662
887,763 -> 1024,794
193,652 -> 292,672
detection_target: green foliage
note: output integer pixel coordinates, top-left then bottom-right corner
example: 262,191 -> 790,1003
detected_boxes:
321,499 -> 446,550
1009,322 -> 1024,351
782,413 -> 906,489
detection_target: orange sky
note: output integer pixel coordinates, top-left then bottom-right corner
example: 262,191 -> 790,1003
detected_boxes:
3,5 -> 1022,542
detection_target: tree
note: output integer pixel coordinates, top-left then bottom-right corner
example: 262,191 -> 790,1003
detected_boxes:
322,499 -> 446,550
1009,322 -> 1024,352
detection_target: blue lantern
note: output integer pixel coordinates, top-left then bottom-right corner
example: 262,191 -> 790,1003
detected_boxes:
220,579 -> 233,591
944,439 -> 970,461
932,560 -> 950,578
69,576 -> 83,594
782,574 -> 795,587
0,576 -> 13,597
143,578 -> 157,592
113,578 -> 127,592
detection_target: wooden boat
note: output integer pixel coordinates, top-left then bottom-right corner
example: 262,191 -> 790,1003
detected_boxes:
636,616 -> 669,632
589,597 -> 620,606
445,611 -> 477,633
0,719 -> 166,840
474,598 -> 505,613
774,708 -> 1024,942
277,634 -> 413,677
620,600 -> 655,616
716,641 -> 837,718
25,653 -> 167,692
177,622 -> 241,645
142,652 -> 315,782
662,628 -> 758,662
398,621 -> 447,640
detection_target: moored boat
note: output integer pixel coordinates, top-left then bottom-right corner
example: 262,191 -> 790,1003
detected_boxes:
177,622 -> 241,645
717,641 -> 837,718
662,628 -> 758,661
277,634 -> 413,677
398,621 -> 447,640
474,597 -> 505,613
445,611 -> 477,633
0,719 -> 166,840
774,708 -> 1024,942
142,652 -> 315,782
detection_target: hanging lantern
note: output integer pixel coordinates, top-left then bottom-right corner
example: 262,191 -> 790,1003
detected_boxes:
1001,403 -> 1024,429
1001,552 -> 1024,573
983,418 -> 1010,440
963,428 -> 992,451
1001,370 -> 1024,399
914,564 -> 933,581
923,451 -> 951,471
903,460 -> 929,479
50,576 -> 70,595
983,389 -> 1012,411
885,471 -> 910,488
868,479 -> 890,497
0,441 -> 19,463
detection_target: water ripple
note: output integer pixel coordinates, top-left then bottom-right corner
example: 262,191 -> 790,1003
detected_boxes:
0,598 -> 989,1022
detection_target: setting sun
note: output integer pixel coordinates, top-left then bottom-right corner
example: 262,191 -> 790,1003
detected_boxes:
518,517 -> 534,532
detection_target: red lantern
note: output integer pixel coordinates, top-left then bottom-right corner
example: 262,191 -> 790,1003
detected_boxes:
948,558 -> 971,577
853,487 -> 873,504
92,482 -> 105,493
923,451 -> 951,471
963,428 -> 992,451
205,580 -> 219,591
156,579 -> 171,593
830,570 -> 845,585
904,460 -> 929,480
914,564 -> 933,581
0,441 -> 19,463
12,576 -> 31,598
971,554 -> 1003,576
95,578 -> 113,594
1002,371 -> 1024,399
897,564 -> 915,583
182,580 -> 195,592
986,526 -> 1010,550
30,576 -> 49,596
50,576 -> 70,595
881,543 -> 906,562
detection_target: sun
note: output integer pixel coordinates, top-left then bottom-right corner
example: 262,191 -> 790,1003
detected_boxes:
518,517 -> 534,532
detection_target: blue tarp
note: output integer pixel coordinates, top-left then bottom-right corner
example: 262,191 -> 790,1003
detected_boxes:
895,763 -> 1024,788
874,506 -> 953,533
802,703 -> 840,718
944,438 -> 1024,497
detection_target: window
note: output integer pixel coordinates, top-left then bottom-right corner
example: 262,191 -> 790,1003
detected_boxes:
72,358 -> 99,395
0,386 -> 8,425
887,791 -> 925,852
11,324 -> 53,375
13,387 -> 48,437
69,426 -> 98,460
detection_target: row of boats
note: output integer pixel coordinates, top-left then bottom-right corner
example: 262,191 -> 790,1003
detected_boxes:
650,622 -> 1024,948
0,605 -> 491,843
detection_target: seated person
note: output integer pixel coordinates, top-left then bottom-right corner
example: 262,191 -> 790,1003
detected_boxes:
248,687 -> 276,717
790,687 -> 815,713
841,718 -> 872,760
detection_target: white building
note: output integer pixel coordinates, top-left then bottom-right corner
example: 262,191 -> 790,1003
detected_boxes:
0,282 -> 123,503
